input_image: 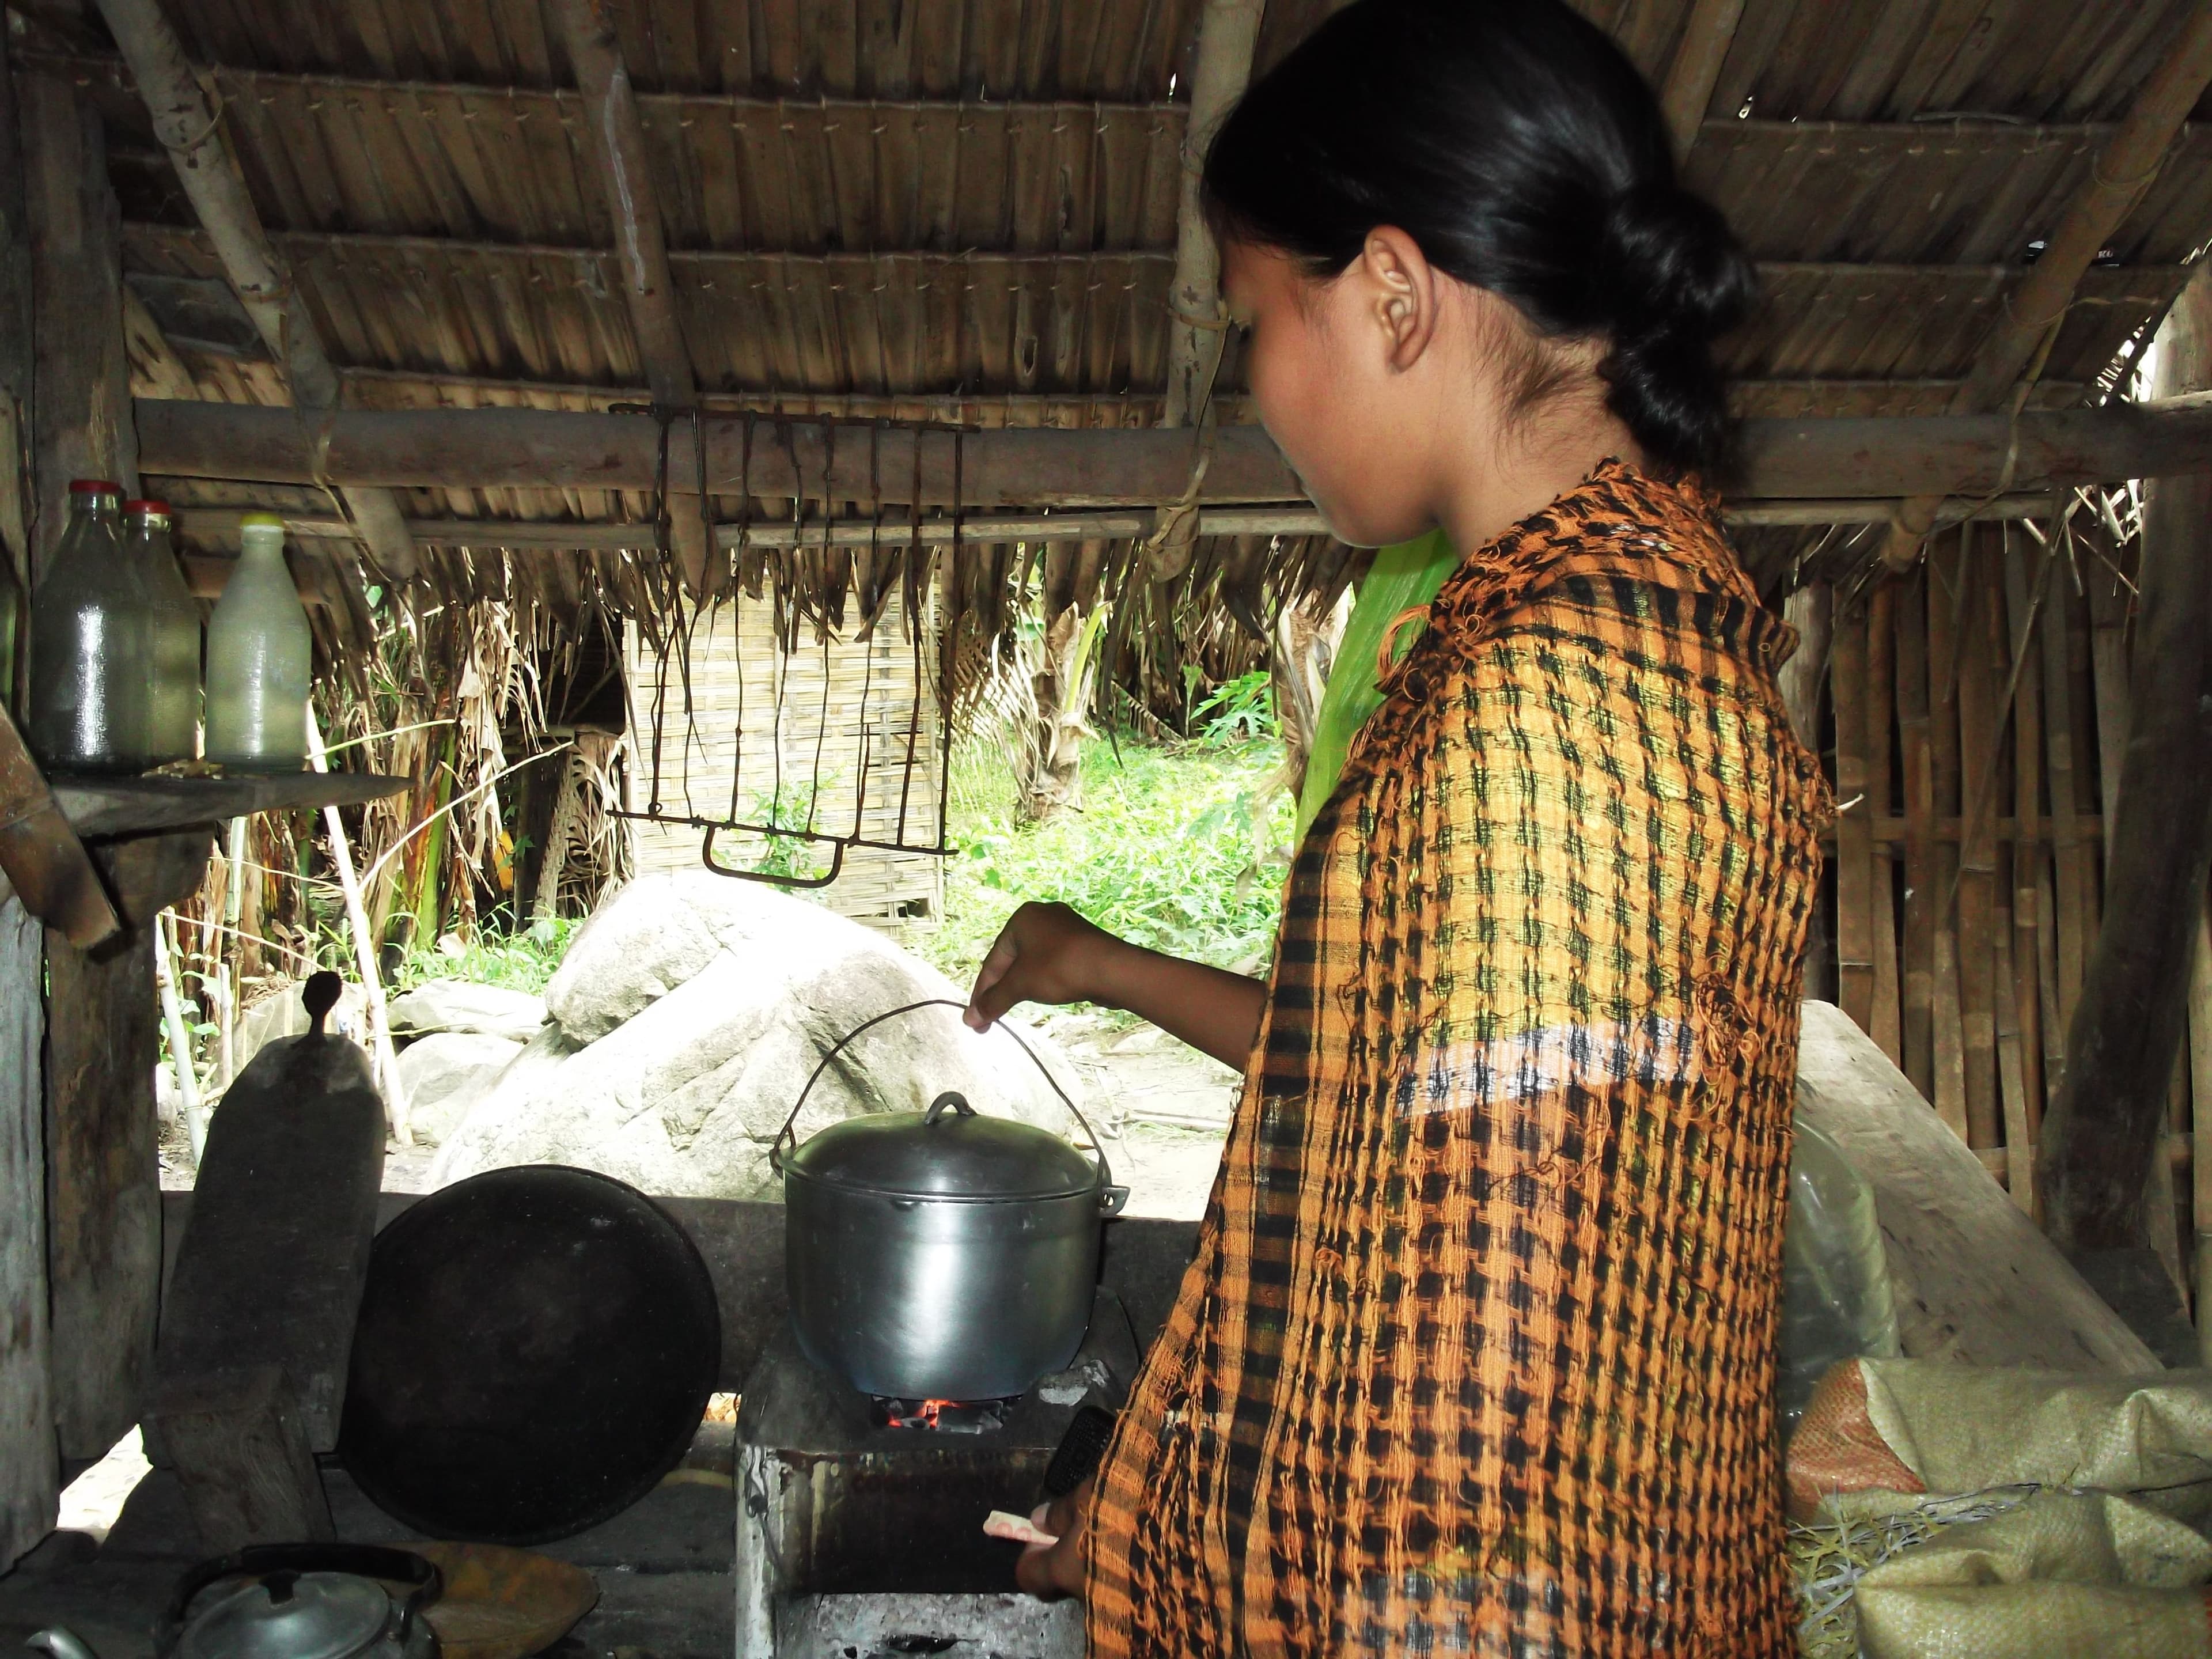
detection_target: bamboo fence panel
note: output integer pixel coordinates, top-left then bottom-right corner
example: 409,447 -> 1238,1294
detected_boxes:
1825,510 -> 2212,1299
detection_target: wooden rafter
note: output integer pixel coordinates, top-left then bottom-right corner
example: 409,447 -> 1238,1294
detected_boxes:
90,0 -> 418,580
1881,2 -> 2212,567
548,0 -> 712,596
1658,0 -> 1747,162
1161,0 -> 1267,431
136,394 -> 2212,506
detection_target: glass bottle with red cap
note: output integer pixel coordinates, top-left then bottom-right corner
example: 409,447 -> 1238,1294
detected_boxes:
125,499 -> 202,764
27,478 -> 151,772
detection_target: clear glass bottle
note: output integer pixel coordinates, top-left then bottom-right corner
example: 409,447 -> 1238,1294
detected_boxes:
204,512 -> 312,772
126,499 -> 202,765
28,479 -> 151,773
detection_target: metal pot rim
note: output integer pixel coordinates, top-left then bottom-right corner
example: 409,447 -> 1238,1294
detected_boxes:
781,1161 -> 1101,1204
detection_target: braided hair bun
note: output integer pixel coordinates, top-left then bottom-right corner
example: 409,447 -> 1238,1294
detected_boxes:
1203,0 -> 1758,478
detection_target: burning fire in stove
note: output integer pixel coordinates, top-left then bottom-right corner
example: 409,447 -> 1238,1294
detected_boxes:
872,1394 -> 1017,1433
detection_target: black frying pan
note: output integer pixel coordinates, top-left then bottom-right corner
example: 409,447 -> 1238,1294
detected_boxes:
339,1165 -> 720,1544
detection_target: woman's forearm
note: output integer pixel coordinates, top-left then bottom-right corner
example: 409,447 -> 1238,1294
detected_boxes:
1092,940 -> 1266,1071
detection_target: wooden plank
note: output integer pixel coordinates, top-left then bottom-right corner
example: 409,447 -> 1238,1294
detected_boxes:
2000,533 -> 2048,1150
1866,578 -> 1903,1065
0,897 -> 54,1571
1795,1001 -> 2158,1373
1927,536 -> 1969,1137
1896,566 -> 1936,1100
148,1364 -> 334,1555
132,395 -> 2212,506
48,772 -> 408,841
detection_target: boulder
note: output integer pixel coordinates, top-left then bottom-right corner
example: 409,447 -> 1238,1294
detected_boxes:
433,872 -> 1096,1200
387,978 -> 548,1043
236,978 -> 373,1069
394,1032 -> 526,1145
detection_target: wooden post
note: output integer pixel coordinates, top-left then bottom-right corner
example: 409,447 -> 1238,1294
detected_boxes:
2040,266 -> 2212,1250
1896,567 -> 1936,1100
0,896 -> 54,1570
22,75 -> 134,584
1957,525 -> 2001,1156
1927,537 -> 1969,1138
90,0 -> 416,581
46,832 -> 209,1462
0,26 -> 55,1571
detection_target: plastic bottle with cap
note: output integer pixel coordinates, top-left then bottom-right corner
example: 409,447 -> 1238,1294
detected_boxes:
27,478 -> 151,772
126,499 -> 202,764
204,511 -> 312,771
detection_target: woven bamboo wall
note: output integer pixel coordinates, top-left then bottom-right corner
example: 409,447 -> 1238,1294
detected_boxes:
1825,510 -> 2209,1288
620,586 -> 946,929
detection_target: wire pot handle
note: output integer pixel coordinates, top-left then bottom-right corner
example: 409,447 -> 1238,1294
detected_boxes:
769,997 -> 1127,1216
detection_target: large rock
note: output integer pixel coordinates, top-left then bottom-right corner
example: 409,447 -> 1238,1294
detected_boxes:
387,978 -> 548,1043
395,1032 -> 525,1145
236,978 -> 373,1069
433,872 -> 1096,1200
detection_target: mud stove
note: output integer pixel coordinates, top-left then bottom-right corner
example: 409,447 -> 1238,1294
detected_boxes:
734,1287 -> 1139,1657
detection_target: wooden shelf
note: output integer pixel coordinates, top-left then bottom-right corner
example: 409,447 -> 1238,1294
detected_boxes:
48,772 -> 408,839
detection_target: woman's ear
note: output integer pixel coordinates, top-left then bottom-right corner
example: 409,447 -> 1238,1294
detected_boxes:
1359,226 -> 1441,372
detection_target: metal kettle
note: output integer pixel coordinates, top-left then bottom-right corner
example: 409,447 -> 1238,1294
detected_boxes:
32,1544 -> 442,1659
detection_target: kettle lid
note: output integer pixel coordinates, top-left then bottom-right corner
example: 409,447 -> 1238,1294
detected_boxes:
785,1091 -> 1101,1201
176,1572 -> 393,1659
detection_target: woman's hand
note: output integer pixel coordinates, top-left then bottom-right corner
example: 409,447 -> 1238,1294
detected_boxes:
967,902 -> 1271,1071
1014,1478 -> 1092,1601
967,903 -> 1124,1031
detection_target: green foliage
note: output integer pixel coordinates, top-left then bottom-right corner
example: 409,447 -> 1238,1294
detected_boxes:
1190,669 -> 1277,745
738,780 -> 832,884
918,733 -> 1293,990
387,908 -> 580,995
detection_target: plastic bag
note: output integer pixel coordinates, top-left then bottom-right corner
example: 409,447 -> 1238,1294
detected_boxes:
1780,1115 -> 1903,1436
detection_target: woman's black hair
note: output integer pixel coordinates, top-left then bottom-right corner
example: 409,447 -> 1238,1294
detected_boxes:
1202,0 -> 1756,478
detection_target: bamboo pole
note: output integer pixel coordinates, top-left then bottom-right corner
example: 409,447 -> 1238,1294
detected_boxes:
2001,533 -> 2048,1168
219,815 -> 245,1088
1866,579 -> 1903,1065
308,709 -> 412,1145
1928,535 -> 1970,1137
1993,844 -> 2035,1214
1957,525 -> 2002,1154
90,0 -> 416,578
1896,566 -> 1936,1100
1831,601 -> 1874,1031
154,910 -> 204,1164
2191,897 -> 2212,1365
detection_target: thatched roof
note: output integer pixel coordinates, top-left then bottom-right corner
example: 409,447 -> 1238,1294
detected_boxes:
14,0 -> 2211,657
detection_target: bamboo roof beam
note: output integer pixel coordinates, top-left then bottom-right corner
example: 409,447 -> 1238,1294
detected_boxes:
1880,2 -> 2212,569
89,0 -> 417,580
1162,0 -> 1266,431
1659,0 -> 1746,162
548,0 -> 712,596
135,394 -> 2212,506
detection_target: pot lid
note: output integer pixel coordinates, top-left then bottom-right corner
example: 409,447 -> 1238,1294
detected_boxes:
785,1092 -> 1100,1201
177,1573 -> 392,1659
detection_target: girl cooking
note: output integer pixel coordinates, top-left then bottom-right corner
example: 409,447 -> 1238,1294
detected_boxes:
967,1 -> 1827,1652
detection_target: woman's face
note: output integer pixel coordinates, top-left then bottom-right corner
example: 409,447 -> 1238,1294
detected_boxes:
1221,236 -> 1446,549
